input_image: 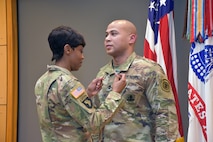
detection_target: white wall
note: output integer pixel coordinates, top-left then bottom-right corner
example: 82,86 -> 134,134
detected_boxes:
18,0 -> 190,141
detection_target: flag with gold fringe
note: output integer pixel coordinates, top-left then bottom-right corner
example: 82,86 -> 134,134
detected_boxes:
183,0 -> 213,142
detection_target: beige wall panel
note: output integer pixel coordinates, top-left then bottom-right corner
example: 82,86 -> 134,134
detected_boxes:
0,0 -> 7,45
0,46 -> 7,104
0,105 -> 6,142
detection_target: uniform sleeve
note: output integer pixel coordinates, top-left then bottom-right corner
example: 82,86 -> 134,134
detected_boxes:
145,66 -> 179,142
59,79 -> 124,134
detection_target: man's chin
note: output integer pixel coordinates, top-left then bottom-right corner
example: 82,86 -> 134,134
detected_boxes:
106,51 -> 113,55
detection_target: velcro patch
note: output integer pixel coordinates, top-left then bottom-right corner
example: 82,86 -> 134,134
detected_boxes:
82,97 -> 93,108
70,86 -> 85,99
160,79 -> 170,92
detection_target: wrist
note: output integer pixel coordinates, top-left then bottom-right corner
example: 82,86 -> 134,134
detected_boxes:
86,88 -> 92,98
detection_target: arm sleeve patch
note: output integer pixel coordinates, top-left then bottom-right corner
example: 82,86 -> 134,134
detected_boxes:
160,79 -> 170,92
70,85 -> 85,99
82,97 -> 93,109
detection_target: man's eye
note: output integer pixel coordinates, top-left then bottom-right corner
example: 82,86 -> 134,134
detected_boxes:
111,32 -> 117,36
105,31 -> 118,37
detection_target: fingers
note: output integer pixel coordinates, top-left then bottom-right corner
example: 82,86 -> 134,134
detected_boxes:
114,73 -> 126,82
114,73 -> 121,81
94,74 -> 126,93
112,73 -> 126,93
94,77 -> 103,91
119,73 -> 126,87
119,73 -> 126,81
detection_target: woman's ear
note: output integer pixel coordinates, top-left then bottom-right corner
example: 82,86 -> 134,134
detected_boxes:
64,44 -> 72,54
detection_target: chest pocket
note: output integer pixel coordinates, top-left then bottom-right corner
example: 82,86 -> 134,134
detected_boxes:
123,74 -> 145,107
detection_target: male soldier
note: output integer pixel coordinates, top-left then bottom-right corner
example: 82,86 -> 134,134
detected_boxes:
94,20 -> 181,141
34,26 -> 126,142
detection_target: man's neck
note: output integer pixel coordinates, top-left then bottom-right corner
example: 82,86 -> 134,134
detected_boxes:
112,51 -> 132,66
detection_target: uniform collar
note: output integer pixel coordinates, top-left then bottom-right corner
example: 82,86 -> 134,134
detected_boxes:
47,65 -> 73,76
102,52 -> 136,74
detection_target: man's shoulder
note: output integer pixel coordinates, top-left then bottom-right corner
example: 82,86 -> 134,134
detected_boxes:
133,55 -> 165,73
135,55 -> 155,63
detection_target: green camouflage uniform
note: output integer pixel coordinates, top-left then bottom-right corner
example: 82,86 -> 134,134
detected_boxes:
94,52 -> 179,142
34,65 -> 124,142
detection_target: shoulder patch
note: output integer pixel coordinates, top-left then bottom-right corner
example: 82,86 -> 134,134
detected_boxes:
70,86 -> 85,99
160,79 -> 170,92
82,97 -> 93,108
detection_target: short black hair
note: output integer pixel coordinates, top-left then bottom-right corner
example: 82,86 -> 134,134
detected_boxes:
48,26 -> 86,61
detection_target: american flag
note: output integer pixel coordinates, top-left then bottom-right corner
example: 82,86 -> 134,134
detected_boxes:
71,86 -> 85,99
143,0 -> 184,138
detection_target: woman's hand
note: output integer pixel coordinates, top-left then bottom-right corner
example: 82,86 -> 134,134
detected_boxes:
86,77 -> 104,98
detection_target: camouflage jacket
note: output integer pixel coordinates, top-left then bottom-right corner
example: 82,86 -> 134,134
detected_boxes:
94,52 -> 180,142
34,65 -> 124,142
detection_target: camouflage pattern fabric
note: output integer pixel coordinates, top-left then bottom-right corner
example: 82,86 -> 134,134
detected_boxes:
94,52 -> 180,142
34,65 -> 124,142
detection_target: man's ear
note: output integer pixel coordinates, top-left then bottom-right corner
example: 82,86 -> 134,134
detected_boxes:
129,34 -> 137,44
64,44 -> 72,54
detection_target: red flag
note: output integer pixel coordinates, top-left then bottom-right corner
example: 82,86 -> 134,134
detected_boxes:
144,0 -> 184,138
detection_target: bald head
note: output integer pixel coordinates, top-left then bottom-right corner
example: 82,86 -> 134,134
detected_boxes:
108,20 -> 137,35
104,19 -> 137,61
